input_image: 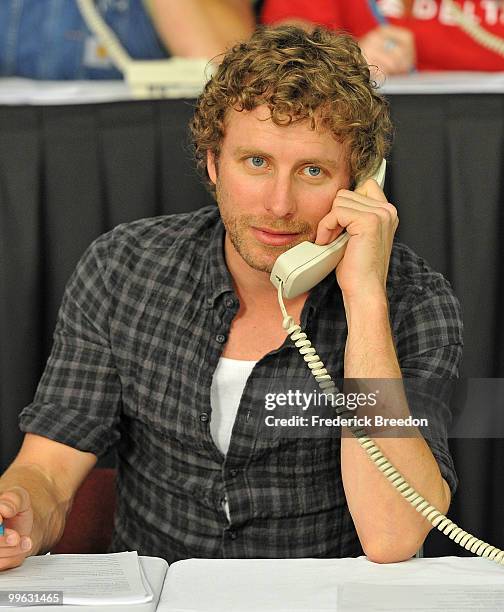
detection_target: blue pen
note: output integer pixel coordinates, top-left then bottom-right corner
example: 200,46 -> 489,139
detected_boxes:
0,524 -> 4,536
368,0 -> 394,50
367,0 -> 388,25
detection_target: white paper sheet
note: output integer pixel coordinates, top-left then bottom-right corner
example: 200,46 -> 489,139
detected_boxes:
0,556 -> 168,612
0,551 -> 152,606
157,556 -> 504,612
340,583 -> 504,610
379,71 -> 504,94
0,78 -> 132,105
0,71 -> 503,106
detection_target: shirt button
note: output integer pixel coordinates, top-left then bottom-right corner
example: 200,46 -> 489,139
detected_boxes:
228,530 -> 238,540
225,297 -> 235,308
229,469 -> 239,478
199,412 -> 209,423
216,334 -> 226,344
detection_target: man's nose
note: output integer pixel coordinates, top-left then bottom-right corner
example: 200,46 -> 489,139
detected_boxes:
263,174 -> 297,218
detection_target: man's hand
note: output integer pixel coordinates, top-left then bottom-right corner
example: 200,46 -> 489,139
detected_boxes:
359,25 -> 416,75
0,434 -> 97,571
314,178 -> 398,302
0,486 -> 34,570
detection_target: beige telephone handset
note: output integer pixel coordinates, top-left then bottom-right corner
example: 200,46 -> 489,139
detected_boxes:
271,159 -> 504,565
77,0 -> 212,98
270,159 -> 387,299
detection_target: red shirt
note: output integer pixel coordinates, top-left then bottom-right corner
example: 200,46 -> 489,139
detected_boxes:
261,0 -> 504,71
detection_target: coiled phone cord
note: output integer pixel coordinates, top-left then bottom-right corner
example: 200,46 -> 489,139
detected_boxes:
277,281 -> 504,565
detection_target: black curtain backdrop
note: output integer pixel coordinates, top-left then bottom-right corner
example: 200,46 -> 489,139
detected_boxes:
0,94 -> 503,557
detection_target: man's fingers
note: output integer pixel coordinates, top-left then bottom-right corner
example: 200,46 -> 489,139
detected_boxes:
1,529 -> 31,549
335,202 -> 397,227
0,487 -> 31,518
0,540 -> 32,557
0,488 -> 34,551
0,529 -> 32,555
315,224 -> 344,246
315,199 -> 397,245
315,207 -> 371,244
354,178 -> 388,201
1,528 -> 20,546
331,190 -> 395,218
0,551 -> 30,570
0,502 -> 17,520
325,198 -> 395,222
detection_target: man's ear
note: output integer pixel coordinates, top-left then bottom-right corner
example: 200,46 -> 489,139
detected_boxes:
207,150 -> 217,184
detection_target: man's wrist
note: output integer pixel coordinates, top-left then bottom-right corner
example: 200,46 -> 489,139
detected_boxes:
342,286 -> 389,326
342,285 -> 401,378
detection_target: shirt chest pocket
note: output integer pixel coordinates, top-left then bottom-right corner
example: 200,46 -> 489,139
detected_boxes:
135,344 -> 182,426
126,291 -> 212,438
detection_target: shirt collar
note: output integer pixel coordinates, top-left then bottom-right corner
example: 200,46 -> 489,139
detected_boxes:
204,215 -> 236,307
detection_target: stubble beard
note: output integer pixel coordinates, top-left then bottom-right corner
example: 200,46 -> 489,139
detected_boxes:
216,181 -> 313,274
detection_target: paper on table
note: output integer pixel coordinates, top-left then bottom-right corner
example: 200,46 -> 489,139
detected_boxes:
0,74 -> 205,105
339,556 -> 504,611
0,78 -> 132,105
159,558 -> 339,612
0,71 -> 503,106
0,557 -> 168,612
340,583 -> 504,611
157,556 -> 504,612
379,71 -> 504,94
0,551 -> 153,606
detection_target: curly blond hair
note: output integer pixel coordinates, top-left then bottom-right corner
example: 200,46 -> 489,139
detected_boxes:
190,26 -> 392,190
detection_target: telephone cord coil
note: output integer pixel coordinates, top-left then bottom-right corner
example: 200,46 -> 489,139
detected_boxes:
277,282 -> 504,565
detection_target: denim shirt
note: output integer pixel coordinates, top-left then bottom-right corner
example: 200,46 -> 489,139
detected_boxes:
0,0 -> 167,79
19,205 -> 462,562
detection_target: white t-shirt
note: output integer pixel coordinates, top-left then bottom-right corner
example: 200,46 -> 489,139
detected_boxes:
210,357 -> 257,455
210,357 -> 257,522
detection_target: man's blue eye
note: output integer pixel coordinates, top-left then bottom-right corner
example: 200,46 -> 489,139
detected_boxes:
305,166 -> 322,177
251,157 -> 265,167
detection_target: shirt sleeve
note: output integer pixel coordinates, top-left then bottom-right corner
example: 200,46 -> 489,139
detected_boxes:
19,233 -> 121,457
261,0 -> 343,30
393,280 -> 463,496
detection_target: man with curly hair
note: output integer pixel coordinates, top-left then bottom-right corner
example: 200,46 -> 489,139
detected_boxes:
0,26 -> 461,569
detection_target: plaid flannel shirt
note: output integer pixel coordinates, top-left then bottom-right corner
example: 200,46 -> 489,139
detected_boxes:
19,205 -> 463,562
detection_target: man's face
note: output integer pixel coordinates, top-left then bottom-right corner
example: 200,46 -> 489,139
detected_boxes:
207,105 -> 350,274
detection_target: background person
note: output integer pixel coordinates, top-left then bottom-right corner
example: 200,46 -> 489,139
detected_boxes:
261,0 -> 504,74
0,0 -> 255,80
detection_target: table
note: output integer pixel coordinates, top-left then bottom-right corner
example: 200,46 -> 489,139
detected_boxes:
5,555 -> 504,611
158,556 -> 504,611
